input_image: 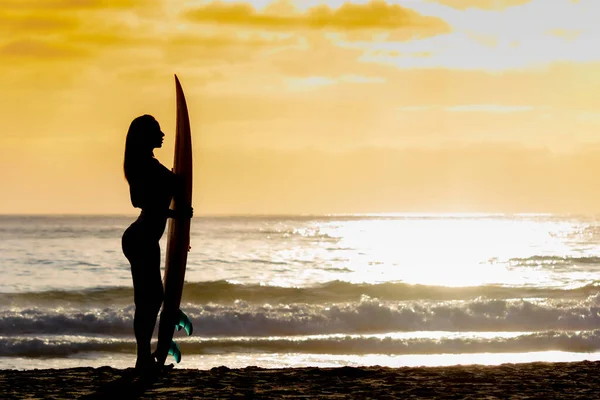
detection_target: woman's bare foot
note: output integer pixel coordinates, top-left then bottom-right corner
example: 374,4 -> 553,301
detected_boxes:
135,354 -> 174,376
134,356 -> 156,373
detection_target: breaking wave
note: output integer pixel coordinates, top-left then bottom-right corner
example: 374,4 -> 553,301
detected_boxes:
2,280 -> 599,308
3,330 -> 600,358
3,294 -> 600,336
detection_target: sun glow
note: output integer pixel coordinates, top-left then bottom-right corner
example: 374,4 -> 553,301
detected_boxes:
317,217 -> 576,287
213,215 -> 591,289
2,0 -> 600,214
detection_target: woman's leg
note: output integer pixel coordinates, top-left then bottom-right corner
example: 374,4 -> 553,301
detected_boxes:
123,229 -> 164,368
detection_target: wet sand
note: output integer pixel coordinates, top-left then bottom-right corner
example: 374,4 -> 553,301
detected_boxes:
1,361 -> 599,399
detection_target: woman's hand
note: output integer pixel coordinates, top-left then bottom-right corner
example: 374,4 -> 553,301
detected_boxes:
182,206 -> 193,219
167,206 -> 193,220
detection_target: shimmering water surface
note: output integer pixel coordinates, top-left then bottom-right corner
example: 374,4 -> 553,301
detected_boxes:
2,214 -> 600,370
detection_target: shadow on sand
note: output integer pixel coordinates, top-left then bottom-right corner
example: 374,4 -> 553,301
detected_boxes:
79,368 -> 160,399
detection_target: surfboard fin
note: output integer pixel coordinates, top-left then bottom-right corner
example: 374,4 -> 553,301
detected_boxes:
168,340 -> 182,363
175,309 -> 193,336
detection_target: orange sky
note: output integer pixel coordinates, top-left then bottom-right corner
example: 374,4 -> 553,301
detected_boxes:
2,0 -> 600,214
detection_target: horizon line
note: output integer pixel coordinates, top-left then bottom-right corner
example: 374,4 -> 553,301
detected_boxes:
0,212 -> 597,218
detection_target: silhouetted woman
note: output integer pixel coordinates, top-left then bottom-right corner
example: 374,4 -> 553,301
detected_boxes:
121,115 -> 192,371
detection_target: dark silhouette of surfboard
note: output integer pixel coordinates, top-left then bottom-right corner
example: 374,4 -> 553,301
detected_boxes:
156,75 -> 193,365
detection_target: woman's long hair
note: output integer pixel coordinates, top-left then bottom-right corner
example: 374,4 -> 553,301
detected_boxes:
123,115 -> 157,184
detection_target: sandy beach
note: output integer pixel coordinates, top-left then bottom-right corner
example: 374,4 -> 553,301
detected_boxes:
1,361 -> 599,399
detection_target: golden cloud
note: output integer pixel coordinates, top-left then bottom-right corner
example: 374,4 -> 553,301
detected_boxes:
0,39 -> 85,59
184,0 -> 450,35
0,13 -> 79,33
0,0 -> 165,60
428,0 -> 533,10
169,31 -> 299,49
0,0 -> 155,10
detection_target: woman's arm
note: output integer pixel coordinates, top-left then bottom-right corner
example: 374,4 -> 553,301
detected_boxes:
167,207 -> 193,219
167,173 -> 193,220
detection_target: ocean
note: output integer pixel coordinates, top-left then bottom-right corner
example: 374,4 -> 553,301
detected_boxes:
2,214 -> 600,370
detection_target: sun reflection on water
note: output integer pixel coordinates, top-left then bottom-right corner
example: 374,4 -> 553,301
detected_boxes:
187,215 -> 599,289
314,216 -> 579,288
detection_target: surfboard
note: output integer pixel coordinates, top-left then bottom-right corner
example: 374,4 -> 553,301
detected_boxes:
155,74 -> 194,365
